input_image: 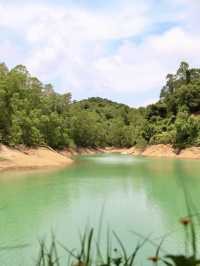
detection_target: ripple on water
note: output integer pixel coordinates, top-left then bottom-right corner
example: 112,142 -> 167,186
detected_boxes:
82,154 -> 143,165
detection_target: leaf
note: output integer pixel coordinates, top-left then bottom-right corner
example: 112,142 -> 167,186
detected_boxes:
165,255 -> 200,266
86,228 -> 94,266
113,231 -> 128,262
161,259 -> 173,266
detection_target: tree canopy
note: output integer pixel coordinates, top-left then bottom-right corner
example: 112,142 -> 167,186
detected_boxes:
0,61 -> 200,149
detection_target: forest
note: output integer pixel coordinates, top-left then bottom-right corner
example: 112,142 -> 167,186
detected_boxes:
0,61 -> 200,149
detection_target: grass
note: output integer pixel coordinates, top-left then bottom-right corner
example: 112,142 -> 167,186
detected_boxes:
34,211 -> 200,266
34,183 -> 200,266
0,207 -> 199,265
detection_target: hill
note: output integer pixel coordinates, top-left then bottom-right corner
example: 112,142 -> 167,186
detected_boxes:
0,61 -> 199,149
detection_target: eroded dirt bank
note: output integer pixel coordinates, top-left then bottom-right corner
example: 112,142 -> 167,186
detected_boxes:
0,145 -> 73,171
123,144 -> 200,159
59,147 -> 129,156
0,146 -> 128,171
61,145 -> 200,159
1,144 -> 200,172
34,145 -> 200,161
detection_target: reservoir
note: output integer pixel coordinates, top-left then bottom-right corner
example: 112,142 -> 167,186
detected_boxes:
0,154 -> 200,265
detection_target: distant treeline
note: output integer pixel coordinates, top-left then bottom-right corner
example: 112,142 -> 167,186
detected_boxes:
0,62 -> 200,149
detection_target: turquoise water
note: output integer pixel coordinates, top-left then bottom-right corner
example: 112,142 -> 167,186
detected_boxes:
0,154 -> 200,265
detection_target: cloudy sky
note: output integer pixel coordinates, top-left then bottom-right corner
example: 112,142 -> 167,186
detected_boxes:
0,0 -> 199,106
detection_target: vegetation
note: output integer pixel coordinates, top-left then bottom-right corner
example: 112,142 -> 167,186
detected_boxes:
36,208 -> 200,266
32,182 -> 200,266
1,61 -> 200,265
0,61 -> 200,149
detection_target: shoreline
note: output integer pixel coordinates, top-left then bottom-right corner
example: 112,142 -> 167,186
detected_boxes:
60,145 -> 200,160
1,144 -> 200,172
122,144 -> 200,160
0,145 -> 73,172
59,147 -> 129,156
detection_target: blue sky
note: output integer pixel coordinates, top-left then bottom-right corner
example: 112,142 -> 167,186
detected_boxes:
0,0 -> 199,106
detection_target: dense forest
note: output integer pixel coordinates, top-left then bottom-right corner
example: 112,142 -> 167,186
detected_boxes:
0,61 -> 200,149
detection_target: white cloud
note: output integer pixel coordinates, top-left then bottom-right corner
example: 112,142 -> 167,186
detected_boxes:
0,0 -> 199,106
93,26 -> 200,104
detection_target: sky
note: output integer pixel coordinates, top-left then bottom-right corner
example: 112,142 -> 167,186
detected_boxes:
0,0 -> 199,106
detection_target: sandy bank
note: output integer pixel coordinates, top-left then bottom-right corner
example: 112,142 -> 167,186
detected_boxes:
60,147 -> 104,156
123,144 -> 200,159
60,145 -> 200,160
1,144 -> 200,172
0,146 -> 128,171
60,147 -> 130,157
0,145 -> 73,171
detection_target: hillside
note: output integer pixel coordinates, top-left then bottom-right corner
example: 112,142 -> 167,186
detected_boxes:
0,61 -> 200,150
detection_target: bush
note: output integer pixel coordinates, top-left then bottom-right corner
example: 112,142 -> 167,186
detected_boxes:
150,131 -> 176,145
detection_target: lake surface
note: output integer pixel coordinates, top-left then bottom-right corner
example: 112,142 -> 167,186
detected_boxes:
0,154 -> 200,265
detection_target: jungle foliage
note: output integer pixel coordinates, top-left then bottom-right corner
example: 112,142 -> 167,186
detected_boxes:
0,61 -> 200,149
